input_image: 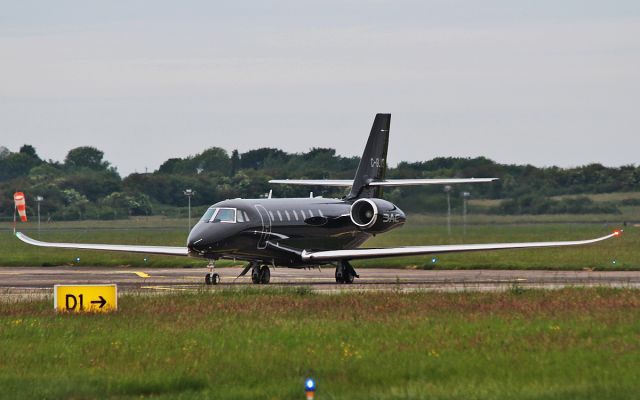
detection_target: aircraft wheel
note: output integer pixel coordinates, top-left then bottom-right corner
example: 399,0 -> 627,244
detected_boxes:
335,269 -> 344,284
343,271 -> 355,284
205,272 -> 220,285
251,268 -> 260,284
259,266 -> 271,284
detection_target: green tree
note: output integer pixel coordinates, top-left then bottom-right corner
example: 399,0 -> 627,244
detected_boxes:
65,147 -> 110,170
19,145 -> 39,159
230,149 -> 240,176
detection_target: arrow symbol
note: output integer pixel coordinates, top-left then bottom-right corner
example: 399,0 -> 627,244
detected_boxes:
91,296 -> 107,309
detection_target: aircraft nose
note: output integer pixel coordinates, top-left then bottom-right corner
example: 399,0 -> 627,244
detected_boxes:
187,224 -> 208,253
397,207 -> 407,223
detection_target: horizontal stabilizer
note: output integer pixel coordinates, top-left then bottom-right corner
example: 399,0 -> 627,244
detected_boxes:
301,231 -> 622,262
269,178 -> 498,187
16,232 -> 189,257
269,179 -> 353,186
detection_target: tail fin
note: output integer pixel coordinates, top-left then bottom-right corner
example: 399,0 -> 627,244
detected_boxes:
347,113 -> 390,199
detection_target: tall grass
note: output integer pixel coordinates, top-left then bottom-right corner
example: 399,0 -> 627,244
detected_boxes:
1,288 -> 639,399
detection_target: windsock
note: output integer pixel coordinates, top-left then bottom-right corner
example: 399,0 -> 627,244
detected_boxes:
14,192 -> 27,222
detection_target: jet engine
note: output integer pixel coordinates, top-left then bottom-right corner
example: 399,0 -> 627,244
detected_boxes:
349,198 -> 405,233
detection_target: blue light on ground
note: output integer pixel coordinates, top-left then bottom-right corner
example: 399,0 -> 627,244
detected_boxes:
306,378 -> 316,391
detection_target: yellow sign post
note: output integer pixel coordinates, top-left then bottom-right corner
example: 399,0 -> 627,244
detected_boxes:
54,284 -> 117,312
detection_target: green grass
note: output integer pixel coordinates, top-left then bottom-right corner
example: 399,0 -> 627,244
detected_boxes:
1,288 -> 640,399
469,192 -> 640,207
359,222 -> 635,270
0,214 -> 636,269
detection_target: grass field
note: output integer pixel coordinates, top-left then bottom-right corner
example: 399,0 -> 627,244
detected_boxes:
469,191 -> 640,208
0,214 -> 636,269
1,288 -> 639,399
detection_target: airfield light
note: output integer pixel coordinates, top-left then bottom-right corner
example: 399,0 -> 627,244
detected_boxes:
431,257 -> 437,264
305,378 -> 316,399
613,230 -> 622,237
35,196 -> 44,235
183,189 -> 196,233
75,257 -> 80,263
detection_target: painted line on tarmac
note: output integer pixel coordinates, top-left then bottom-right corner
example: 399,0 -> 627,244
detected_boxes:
106,271 -> 156,278
140,286 -> 193,291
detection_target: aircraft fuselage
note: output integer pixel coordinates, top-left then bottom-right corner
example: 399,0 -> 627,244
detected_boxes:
186,197 -> 406,267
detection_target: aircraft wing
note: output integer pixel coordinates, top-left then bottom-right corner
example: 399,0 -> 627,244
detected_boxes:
16,232 -> 189,257
269,178 -> 497,187
369,178 -> 498,186
301,231 -> 621,262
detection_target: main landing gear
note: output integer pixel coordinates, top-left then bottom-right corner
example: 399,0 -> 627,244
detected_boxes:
335,260 -> 359,284
251,264 -> 271,284
204,260 -> 220,285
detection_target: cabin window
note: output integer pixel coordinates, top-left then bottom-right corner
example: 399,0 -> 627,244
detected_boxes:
285,210 -> 291,221
212,208 -> 236,223
242,211 -> 250,221
308,209 -> 314,217
300,210 -> 306,219
277,210 -> 283,221
292,210 -> 299,220
237,211 -> 245,223
268,211 -> 275,222
318,209 -> 324,217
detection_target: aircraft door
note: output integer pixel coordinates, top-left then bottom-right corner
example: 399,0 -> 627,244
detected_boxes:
254,204 -> 272,250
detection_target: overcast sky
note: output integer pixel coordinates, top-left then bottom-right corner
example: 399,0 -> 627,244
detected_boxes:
1,1 -> 639,176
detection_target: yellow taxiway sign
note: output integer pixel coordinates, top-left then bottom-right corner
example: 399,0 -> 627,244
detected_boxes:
54,284 -> 117,312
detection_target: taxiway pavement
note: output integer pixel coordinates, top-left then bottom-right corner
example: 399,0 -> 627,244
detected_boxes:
2,267 -> 640,300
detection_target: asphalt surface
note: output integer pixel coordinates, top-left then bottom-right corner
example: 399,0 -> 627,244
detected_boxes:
2,267 -> 640,301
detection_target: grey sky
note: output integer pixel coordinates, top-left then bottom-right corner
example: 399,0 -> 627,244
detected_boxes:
1,1 -> 639,176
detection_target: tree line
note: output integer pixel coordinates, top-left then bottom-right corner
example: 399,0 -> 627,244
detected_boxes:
0,144 -> 638,220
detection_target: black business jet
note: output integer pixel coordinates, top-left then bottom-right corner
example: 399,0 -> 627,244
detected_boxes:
17,114 -> 621,285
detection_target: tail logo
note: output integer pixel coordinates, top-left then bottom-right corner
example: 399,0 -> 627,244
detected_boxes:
370,158 -> 385,169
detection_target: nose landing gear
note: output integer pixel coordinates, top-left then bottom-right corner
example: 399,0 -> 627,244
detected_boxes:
204,260 -> 220,285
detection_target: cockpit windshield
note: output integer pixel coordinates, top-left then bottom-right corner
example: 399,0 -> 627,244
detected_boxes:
200,208 -> 217,222
200,207 -> 237,223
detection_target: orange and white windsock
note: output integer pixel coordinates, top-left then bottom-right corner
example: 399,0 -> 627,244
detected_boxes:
14,192 -> 27,222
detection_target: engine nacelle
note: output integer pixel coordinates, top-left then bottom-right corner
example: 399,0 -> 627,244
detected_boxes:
350,198 -> 406,233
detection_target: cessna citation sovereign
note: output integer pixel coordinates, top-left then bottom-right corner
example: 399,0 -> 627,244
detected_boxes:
17,114 -> 621,285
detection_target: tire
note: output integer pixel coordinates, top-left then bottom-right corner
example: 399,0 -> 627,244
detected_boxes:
251,268 -> 260,284
259,266 -> 271,284
205,273 -> 212,285
335,269 -> 344,284
343,272 -> 355,284
212,273 -> 220,285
